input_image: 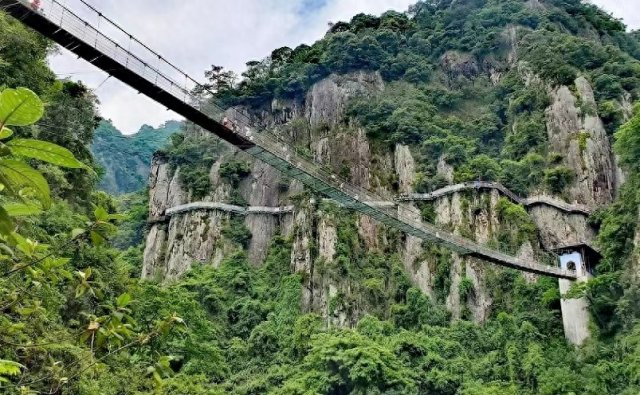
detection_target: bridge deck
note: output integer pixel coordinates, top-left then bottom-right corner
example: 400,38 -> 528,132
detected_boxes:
0,0 -> 576,279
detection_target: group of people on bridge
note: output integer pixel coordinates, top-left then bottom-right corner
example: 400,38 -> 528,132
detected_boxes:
222,116 -> 257,141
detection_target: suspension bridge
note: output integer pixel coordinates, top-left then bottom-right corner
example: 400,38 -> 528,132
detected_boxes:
0,0 -> 578,279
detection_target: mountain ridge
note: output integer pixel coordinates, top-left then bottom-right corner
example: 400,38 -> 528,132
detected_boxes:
91,119 -> 181,194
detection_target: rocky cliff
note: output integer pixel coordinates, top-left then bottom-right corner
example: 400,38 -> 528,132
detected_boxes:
546,76 -> 617,206
143,68 -> 618,324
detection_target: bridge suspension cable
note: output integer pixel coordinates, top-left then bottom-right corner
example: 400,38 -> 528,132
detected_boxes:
0,0 -> 577,279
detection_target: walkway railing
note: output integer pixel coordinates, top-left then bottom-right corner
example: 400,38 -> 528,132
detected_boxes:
398,181 -> 592,215
164,202 -> 295,217
155,199 -> 397,221
0,0 -> 576,279
161,181 -> 591,222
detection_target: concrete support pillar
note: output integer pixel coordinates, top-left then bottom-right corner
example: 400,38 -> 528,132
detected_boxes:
558,251 -> 591,346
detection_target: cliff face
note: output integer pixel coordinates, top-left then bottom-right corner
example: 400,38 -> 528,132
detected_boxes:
434,190 -> 501,322
142,69 -> 617,324
546,76 -> 617,206
633,210 -> 640,282
143,152 -> 234,280
143,72 -> 386,282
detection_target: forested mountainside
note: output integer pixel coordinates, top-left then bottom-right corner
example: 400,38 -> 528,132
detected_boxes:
91,120 -> 180,194
2,0 -> 640,394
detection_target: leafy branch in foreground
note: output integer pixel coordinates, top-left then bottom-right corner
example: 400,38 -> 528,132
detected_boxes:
0,88 -> 87,237
0,87 -> 102,391
0,87 -> 186,393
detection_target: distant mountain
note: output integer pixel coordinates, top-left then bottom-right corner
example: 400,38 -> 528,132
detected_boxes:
91,120 -> 181,194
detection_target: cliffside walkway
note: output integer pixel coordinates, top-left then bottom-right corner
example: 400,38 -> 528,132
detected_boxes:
2,0 -> 575,279
155,199 -> 396,221
397,181 -> 592,216
165,202 -> 295,217
160,180 -> 590,222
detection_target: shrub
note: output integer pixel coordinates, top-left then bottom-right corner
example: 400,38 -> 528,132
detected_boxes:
496,197 -> 537,251
509,85 -> 551,115
414,173 -> 449,194
459,277 -> 475,301
222,217 -> 252,248
614,103 -> 640,173
500,153 -> 545,195
165,134 -> 223,199
455,155 -> 502,182
180,166 -> 212,199
594,74 -> 625,101
219,160 -> 252,187
502,114 -> 547,159
598,100 -> 625,135
544,166 -> 575,194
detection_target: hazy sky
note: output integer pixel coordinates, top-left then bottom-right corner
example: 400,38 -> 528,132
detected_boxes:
48,0 -> 640,134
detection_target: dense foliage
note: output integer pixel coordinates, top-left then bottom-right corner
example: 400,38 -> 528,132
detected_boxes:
91,120 -> 180,194
209,0 -> 639,197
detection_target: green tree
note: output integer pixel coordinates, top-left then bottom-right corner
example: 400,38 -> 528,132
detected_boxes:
615,103 -> 640,173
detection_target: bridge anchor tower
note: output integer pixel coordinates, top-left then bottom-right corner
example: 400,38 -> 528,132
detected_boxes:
553,243 -> 601,346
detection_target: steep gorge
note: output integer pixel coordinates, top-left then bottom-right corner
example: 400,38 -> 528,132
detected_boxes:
143,64 -> 618,324
126,0 -> 640,394
126,3 -> 640,390
5,0 -> 640,392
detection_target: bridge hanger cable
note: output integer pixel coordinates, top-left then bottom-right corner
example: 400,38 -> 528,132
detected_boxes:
76,0 -> 208,95
94,73 -> 111,90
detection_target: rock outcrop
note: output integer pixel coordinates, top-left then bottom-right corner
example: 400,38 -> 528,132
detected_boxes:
631,209 -> 640,283
142,70 -> 615,326
528,205 -> 596,250
441,51 -> 480,79
435,190 -> 500,322
306,71 -> 384,128
142,72 -> 387,283
239,161 -> 284,265
142,153 -> 238,280
545,77 -> 617,207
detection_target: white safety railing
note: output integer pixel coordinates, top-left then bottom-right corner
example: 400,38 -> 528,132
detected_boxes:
398,181 -> 592,215
164,202 -> 295,217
